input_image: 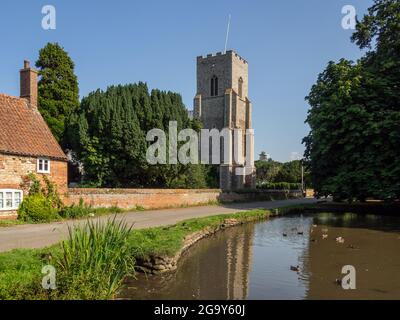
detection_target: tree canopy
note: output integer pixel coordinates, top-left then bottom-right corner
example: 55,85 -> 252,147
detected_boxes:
36,43 -> 79,147
303,0 -> 400,201
66,83 -> 215,188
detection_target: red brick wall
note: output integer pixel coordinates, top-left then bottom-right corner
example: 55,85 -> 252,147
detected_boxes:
47,160 -> 68,195
64,188 -> 221,209
64,188 -> 303,210
0,154 -> 68,196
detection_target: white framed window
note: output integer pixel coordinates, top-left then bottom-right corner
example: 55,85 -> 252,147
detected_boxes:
37,158 -> 50,173
0,190 -> 23,211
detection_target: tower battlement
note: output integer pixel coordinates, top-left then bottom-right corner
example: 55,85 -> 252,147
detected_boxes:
197,50 -> 248,64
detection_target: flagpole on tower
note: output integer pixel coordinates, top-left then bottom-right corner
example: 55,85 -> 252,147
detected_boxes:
224,14 -> 231,54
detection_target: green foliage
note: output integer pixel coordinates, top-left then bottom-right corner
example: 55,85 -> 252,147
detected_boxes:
60,198 -> 91,219
54,217 -> 135,299
26,173 -> 41,195
18,174 -> 63,222
42,175 -> 63,209
91,206 -> 124,215
36,43 -> 79,147
275,161 -> 302,183
255,159 -> 282,183
303,0 -> 400,201
60,199 -> 124,219
255,159 -> 311,187
66,83 -> 213,188
258,182 -> 302,190
0,220 -> 23,227
17,193 -> 60,222
168,164 -> 210,189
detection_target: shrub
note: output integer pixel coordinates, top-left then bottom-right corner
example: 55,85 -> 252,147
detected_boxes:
60,200 -> 124,219
92,206 -> 124,215
257,182 -> 302,190
18,174 -> 63,222
60,198 -> 91,219
17,194 -> 60,222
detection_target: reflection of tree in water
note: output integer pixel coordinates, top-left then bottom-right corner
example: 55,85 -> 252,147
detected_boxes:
312,212 -> 400,232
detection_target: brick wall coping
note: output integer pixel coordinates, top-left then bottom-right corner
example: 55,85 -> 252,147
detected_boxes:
67,188 -> 222,195
67,188 -> 303,196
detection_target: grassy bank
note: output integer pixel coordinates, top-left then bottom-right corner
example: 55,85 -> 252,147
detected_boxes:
128,209 -> 271,260
0,207 -> 288,300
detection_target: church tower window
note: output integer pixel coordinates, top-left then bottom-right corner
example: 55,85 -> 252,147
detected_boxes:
211,76 -> 218,96
238,77 -> 243,98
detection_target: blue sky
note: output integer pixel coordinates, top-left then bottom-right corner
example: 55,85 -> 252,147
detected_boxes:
0,0 -> 371,162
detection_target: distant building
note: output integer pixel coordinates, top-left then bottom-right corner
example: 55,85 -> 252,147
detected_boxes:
0,61 -> 67,216
193,50 -> 256,190
259,151 -> 270,161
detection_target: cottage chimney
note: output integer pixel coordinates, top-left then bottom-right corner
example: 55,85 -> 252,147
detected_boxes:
20,60 -> 38,108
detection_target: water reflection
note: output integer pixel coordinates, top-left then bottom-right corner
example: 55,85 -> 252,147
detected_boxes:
119,213 -> 400,300
121,223 -> 255,300
305,214 -> 400,299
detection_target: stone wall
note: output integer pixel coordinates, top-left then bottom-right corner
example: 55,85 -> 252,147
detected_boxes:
64,188 -> 303,210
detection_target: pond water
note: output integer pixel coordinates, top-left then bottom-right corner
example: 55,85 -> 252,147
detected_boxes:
119,213 -> 400,300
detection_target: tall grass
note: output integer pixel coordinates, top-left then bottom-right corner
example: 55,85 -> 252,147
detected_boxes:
54,217 -> 135,299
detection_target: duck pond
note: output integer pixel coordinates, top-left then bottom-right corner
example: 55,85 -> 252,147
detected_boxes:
119,212 -> 400,300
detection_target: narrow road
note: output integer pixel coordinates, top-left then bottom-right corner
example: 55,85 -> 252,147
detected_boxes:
0,198 -> 317,253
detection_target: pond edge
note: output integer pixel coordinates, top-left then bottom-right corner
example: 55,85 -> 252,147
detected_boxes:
135,210 -> 281,274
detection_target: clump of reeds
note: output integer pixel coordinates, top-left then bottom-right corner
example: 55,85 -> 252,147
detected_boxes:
55,216 -> 135,299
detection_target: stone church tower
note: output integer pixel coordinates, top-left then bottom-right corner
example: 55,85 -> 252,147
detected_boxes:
193,50 -> 256,190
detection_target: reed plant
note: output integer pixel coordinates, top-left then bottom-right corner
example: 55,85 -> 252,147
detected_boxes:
54,216 -> 135,299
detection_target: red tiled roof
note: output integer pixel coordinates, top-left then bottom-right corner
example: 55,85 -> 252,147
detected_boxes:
0,93 -> 67,161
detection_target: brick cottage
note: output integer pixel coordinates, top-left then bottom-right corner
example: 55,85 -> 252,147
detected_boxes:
0,61 -> 68,216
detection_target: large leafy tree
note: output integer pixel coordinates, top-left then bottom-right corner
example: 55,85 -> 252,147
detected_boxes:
36,43 -> 79,147
303,0 -> 400,201
67,83 -> 213,188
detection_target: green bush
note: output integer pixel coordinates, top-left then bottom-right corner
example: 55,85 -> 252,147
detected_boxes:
17,194 -> 60,222
60,199 -> 124,219
257,182 -> 302,190
60,198 -> 91,219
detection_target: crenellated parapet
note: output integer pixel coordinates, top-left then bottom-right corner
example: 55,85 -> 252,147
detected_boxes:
197,50 -> 248,64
